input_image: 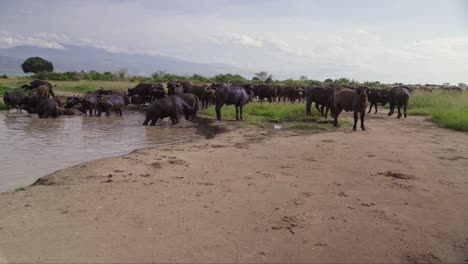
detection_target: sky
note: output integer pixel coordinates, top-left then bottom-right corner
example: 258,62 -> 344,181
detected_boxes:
0,0 -> 467,84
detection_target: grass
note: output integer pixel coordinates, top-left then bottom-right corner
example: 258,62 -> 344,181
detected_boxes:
0,77 -> 135,94
202,102 -> 329,128
408,90 -> 468,132
0,100 -> 6,110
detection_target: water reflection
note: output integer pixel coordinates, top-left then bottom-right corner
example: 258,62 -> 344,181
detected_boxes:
0,110 -> 197,191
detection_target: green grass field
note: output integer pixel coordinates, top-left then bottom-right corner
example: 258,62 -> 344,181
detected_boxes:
202,102 -> 329,127
408,90 -> 468,132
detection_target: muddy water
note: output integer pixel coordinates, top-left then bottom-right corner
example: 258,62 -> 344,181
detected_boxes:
0,110 -> 198,192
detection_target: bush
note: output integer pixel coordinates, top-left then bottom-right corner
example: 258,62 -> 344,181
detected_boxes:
1,74 -> 7,79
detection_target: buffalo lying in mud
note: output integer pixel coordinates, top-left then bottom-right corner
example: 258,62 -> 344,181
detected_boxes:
143,95 -> 192,126
22,96 -> 60,118
332,86 -> 369,131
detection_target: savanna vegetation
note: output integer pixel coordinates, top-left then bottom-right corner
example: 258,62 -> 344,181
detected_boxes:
0,71 -> 466,132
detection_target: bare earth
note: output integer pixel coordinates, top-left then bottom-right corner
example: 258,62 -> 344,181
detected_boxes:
0,113 -> 467,263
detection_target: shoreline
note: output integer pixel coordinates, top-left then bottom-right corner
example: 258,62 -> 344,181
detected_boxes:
0,114 -> 467,262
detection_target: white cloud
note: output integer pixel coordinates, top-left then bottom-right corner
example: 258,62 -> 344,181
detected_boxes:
213,33 -> 263,48
0,31 -> 65,49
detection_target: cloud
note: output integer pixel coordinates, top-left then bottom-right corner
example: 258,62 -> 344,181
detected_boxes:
212,33 -> 263,48
0,31 -> 65,49
212,32 -> 315,59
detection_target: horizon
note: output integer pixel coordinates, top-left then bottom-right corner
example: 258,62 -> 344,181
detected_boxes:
1,0 -> 467,84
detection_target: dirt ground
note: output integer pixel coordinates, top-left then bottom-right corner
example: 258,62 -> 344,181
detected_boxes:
0,113 -> 467,263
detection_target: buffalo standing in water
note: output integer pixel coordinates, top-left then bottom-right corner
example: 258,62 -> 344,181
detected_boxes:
96,93 -> 127,116
3,91 -> 25,112
143,96 -> 192,126
213,83 -> 254,121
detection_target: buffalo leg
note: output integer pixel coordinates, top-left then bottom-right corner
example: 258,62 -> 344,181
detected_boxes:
353,111 -> 358,131
361,110 -> 366,130
325,105 -> 330,118
239,105 -> 244,121
333,108 -> 342,127
143,116 -> 150,125
235,105 -> 239,120
403,103 -> 407,118
306,100 -> 312,115
215,103 -> 223,120
150,118 -> 157,126
388,104 -> 394,116
368,103 -> 373,113
397,105 -> 402,119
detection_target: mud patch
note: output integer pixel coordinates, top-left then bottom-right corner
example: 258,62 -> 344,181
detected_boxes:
271,215 -> 307,234
438,156 -> 468,161
403,252 -> 441,263
196,118 -> 228,139
32,177 -> 55,186
378,170 -> 416,180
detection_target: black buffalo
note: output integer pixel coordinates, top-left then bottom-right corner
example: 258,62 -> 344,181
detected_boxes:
213,83 -> 254,121
143,95 -> 192,126
3,91 -> 25,112
253,84 -> 276,103
387,87 -> 411,118
175,93 -> 199,121
80,92 -> 99,116
167,81 -> 184,95
22,96 -> 60,118
367,88 -> 390,114
96,93 -> 127,116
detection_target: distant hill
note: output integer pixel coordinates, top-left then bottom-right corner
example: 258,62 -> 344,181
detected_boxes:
0,45 -> 251,77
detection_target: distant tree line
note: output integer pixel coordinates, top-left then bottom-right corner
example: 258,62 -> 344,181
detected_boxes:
18,56 -> 391,88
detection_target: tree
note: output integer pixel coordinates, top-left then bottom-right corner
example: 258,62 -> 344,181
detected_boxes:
115,68 -> 127,80
299,75 -> 308,81
152,70 -> 167,79
265,74 -> 273,83
254,71 -> 270,82
324,78 -> 333,83
21,57 -> 54,74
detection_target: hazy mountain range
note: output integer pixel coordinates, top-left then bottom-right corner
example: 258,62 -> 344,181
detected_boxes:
0,45 -> 252,77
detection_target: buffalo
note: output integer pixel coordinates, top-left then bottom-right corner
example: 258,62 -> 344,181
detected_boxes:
253,84 -> 276,103
213,83 -> 254,121
387,86 -> 410,118
332,86 -> 369,131
3,91 -> 25,112
143,95 -> 192,126
96,93 -> 127,116
167,81 -> 184,95
22,81 -> 55,98
367,88 -> 390,114
80,92 -> 99,116
22,96 -> 60,118
175,93 -> 199,121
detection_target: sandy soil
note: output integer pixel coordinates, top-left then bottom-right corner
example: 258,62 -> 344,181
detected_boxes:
0,113 -> 467,263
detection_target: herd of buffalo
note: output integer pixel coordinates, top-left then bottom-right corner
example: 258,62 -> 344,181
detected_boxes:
3,79 -> 420,131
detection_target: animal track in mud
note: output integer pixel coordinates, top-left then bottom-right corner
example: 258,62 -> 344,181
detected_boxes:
403,252 -> 441,264
391,182 -> 415,190
271,215 -> 307,234
438,156 -> 468,161
373,210 -> 400,225
378,170 -> 416,180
